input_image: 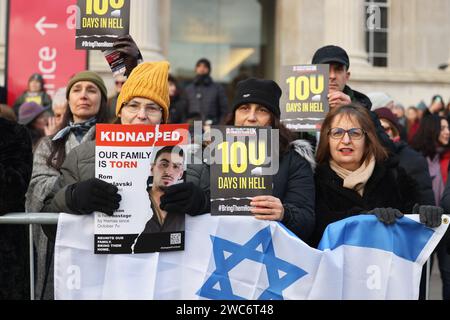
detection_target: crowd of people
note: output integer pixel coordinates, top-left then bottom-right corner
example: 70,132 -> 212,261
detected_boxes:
1,38 -> 450,301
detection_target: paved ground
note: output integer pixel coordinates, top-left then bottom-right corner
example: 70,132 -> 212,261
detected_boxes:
429,256 -> 442,300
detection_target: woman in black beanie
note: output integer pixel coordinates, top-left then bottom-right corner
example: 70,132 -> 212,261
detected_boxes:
224,78 -> 316,242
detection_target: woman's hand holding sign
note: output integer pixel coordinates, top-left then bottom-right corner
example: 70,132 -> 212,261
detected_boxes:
250,195 -> 285,221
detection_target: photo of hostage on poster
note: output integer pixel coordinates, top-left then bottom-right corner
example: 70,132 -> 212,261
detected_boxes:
133,145 -> 186,253
280,64 -> 329,131
76,0 -> 130,50
209,126 -> 278,216
94,123 -> 189,254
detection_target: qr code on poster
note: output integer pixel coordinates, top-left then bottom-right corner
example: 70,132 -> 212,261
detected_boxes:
170,233 -> 181,245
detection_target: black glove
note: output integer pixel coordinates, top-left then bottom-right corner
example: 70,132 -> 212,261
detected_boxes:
112,35 -> 143,77
160,182 -> 207,216
66,178 -> 121,216
413,204 -> 443,228
367,207 -> 403,225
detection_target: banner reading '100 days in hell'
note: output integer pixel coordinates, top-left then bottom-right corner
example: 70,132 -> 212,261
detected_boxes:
280,64 -> 329,132
76,0 -> 130,50
210,126 -> 276,216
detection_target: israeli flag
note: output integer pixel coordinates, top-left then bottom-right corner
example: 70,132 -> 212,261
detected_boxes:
54,214 -> 448,300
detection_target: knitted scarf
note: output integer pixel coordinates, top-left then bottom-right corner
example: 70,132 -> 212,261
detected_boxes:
329,156 -> 376,196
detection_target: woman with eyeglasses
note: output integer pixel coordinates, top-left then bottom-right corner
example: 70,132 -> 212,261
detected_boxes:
35,61 -> 210,299
309,104 -> 422,248
41,61 -> 209,235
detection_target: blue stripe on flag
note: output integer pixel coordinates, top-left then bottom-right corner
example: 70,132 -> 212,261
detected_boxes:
318,215 -> 434,262
276,221 -> 299,238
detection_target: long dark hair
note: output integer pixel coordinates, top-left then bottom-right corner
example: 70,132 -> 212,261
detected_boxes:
46,95 -> 109,170
316,104 -> 388,166
224,111 -> 294,156
411,114 -> 448,159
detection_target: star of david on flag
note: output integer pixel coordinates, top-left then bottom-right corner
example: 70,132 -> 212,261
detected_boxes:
197,226 -> 307,300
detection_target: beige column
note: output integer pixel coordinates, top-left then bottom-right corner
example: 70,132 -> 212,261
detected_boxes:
129,0 -> 165,61
323,0 -> 369,68
274,0 -> 325,81
0,0 -> 7,83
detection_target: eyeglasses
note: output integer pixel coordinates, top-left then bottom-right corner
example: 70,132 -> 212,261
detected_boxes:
328,127 -> 366,140
122,102 -> 162,115
115,81 -> 125,86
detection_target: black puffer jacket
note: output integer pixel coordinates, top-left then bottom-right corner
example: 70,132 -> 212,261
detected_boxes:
310,159 -> 419,248
274,140 -> 316,242
0,118 -> 33,299
185,75 -> 228,124
395,141 -> 435,206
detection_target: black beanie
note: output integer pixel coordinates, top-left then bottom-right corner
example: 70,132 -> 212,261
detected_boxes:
232,78 -> 281,117
196,58 -> 211,73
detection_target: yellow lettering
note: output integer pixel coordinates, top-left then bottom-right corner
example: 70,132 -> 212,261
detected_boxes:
309,102 -> 324,112
218,177 -> 238,189
310,75 -> 324,95
248,177 -> 266,189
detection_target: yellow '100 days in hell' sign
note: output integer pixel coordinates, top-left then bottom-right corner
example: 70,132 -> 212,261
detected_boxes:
76,0 -> 130,50
210,126 -> 275,216
280,64 -> 329,132
85,0 -> 125,15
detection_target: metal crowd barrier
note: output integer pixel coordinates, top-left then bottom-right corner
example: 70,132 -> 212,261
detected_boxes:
0,212 -> 59,300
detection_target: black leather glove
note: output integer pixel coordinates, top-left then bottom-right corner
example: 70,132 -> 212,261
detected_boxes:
112,35 -> 143,77
160,182 -> 207,216
367,207 -> 403,225
66,178 -> 121,216
413,204 -> 443,228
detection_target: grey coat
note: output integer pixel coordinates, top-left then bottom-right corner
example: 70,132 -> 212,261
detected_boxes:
25,127 -> 96,300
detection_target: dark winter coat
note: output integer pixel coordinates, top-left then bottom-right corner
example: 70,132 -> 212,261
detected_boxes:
310,159 -> 419,248
169,93 -> 189,124
272,140 -> 316,242
0,118 -> 33,299
185,75 -> 228,124
395,141 -> 435,205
